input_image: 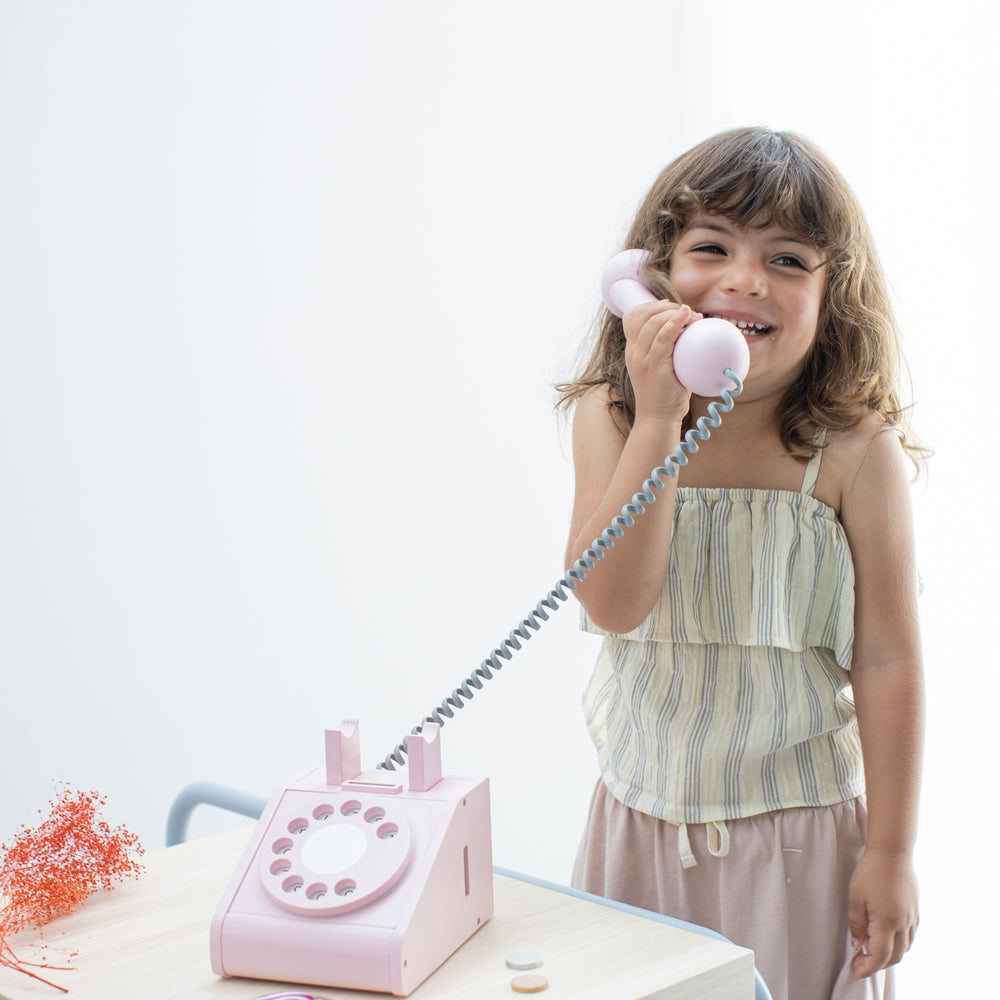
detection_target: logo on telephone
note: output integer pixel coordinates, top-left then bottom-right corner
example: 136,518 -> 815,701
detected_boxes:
211,720 -> 493,996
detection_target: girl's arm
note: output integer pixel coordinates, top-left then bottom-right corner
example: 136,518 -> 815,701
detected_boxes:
839,420 -> 924,981
565,302 -> 695,634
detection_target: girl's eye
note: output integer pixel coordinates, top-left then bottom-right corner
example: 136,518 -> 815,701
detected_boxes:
774,254 -> 807,269
691,243 -> 726,255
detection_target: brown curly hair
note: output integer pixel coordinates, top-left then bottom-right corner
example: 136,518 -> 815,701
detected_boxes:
556,127 -> 928,471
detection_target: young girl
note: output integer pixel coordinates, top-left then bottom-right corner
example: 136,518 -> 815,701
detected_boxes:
558,128 -> 924,1000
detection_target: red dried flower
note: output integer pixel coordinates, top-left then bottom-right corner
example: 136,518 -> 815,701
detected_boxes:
0,786 -> 145,990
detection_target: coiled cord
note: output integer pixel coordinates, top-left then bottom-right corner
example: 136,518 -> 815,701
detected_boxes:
378,371 -> 743,770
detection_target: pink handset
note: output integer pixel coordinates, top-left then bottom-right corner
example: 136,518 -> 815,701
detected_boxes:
601,249 -> 750,398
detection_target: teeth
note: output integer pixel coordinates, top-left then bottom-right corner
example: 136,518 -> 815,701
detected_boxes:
733,320 -> 770,335
703,313 -> 772,335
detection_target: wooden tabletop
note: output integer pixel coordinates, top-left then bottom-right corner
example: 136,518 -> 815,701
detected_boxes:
0,827 -> 753,1000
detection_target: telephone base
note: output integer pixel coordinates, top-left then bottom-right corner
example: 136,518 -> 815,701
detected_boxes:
210,722 -> 493,996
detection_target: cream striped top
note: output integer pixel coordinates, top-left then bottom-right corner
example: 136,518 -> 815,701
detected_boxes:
580,440 -> 863,824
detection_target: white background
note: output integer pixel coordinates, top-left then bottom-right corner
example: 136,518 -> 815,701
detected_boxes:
2,2 -> 998,996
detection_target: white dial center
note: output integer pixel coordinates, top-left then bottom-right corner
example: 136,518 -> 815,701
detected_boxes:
300,824 -> 367,874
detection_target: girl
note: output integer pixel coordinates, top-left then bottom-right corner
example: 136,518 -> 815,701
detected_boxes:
558,128 -> 924,1000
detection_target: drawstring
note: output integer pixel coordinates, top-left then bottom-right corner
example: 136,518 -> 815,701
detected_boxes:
678,823 -> 695,868
677,821 -> 730,869
707,819 -> 731,858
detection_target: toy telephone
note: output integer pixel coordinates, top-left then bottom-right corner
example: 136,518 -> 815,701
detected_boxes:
210,721 -> 492,996
210,251 -> 749,996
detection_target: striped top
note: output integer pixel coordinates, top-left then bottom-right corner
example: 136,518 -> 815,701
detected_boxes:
579,440 -> 863,824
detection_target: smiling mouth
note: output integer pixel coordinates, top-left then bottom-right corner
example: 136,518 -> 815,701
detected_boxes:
704,314 -> 774,336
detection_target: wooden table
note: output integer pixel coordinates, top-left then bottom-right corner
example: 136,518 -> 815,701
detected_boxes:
0,827 -> 754,1000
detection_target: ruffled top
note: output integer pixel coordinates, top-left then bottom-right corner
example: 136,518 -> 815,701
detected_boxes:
580,447 -> 863,826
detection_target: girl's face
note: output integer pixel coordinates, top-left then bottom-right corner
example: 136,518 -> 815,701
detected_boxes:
668,213 -> 827,400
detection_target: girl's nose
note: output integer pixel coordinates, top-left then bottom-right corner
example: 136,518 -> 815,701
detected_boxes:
723,259 -> 766,297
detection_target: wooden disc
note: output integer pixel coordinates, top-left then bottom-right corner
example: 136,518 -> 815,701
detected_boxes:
511,973 -> 549,993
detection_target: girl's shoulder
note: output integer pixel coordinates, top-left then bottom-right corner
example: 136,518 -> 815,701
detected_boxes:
819,410 -> 907,515
575,382 -> 631,440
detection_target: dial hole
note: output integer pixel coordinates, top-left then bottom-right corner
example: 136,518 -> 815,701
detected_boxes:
312,804 -> 336,821
335,879 -> 357,897
377,823 -> 399,840
272,838 -> 294,855
306,882 -> 328,901
288,817 -> 309,835
364,806 -> 386,824
270,859 -> 292,876
282,875 -> 304,894
341,800 -> 362,816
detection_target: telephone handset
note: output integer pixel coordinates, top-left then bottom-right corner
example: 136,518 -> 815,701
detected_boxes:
601,248 -> 750,398
210,254 -> 749,997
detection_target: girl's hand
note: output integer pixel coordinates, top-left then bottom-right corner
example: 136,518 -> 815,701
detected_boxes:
848,848 -> 919,980
622,301 -> 696,423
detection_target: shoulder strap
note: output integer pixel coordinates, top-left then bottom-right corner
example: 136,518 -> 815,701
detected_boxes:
800,427 -> 827,497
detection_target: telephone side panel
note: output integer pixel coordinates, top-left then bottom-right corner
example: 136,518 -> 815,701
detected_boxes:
391,778 -> 493,993
210,764 -> 493,996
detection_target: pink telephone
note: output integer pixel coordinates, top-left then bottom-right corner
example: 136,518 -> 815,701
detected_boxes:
209,254 -> 748,997
210,721 -> 492,996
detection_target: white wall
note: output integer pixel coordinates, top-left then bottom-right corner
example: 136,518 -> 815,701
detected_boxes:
2,2 -> 997,996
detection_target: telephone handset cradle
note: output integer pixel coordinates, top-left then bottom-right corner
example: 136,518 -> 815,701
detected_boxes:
210,720 -> 493,997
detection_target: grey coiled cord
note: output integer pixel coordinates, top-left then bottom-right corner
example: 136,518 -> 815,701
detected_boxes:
378,371 -> 743,770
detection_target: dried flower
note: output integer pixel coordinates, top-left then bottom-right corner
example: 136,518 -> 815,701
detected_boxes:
0,786 -> 144,990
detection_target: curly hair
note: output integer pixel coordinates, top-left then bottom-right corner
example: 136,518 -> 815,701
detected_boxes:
556,127 -> 928,472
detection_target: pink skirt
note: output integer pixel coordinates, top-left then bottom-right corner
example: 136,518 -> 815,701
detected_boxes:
571,780 -> 895,1000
